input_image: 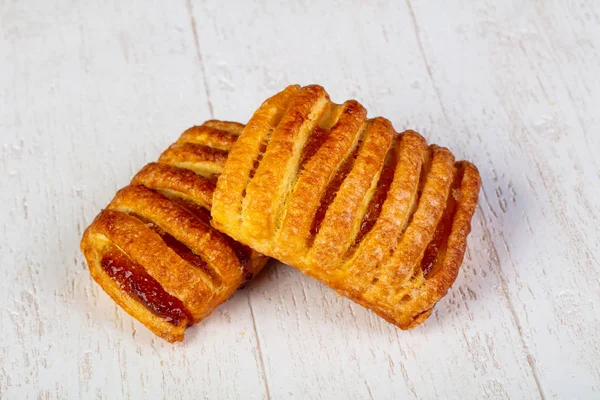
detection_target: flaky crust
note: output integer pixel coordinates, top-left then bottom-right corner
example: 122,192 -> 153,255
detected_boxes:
212,85 -> 481,329
81,121 -> 268,342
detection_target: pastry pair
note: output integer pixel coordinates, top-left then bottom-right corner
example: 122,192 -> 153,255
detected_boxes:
81,85 -> 480,342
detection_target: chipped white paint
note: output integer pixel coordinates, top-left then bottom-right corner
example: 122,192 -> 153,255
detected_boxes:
1,1 -> 599,399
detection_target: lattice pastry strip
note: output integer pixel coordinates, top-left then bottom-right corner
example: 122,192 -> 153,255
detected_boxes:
212,85 -> 481,329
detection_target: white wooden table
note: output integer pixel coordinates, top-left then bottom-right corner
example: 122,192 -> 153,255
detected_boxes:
1,1 -> 599,399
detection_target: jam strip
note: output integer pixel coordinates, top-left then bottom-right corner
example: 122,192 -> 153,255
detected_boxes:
240,134 -> 270,201
168,196 -> 254,282
399,147 -> 432,240
225,238 -> 253,282
309,139 -> 363,238
299,125 -> 330,171
101,250 -> 193,325
420,167 -> 461,277
352,137 -> 399,248
128,212 -> 214,279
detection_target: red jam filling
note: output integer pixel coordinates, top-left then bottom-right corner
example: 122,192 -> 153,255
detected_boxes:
299,126 -> 330,170
163,198 -> 253,281
101,250 -> 193,325
353,142 -> 398,247
420,184 -> 459,277
159,231 -> 212,276
129,210 -> 213,278
309,141 -> 362,238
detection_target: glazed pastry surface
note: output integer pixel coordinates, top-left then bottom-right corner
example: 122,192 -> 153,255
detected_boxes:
212,85 -> 481,329
81,121 -> 268,342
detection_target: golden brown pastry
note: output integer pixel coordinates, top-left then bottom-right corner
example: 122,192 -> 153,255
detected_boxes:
212,85 -> 481,329
81,121 -> 268,342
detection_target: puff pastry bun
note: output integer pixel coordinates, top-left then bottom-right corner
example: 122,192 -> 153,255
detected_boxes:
81,121 -> 268,342
212,85 -> 481,329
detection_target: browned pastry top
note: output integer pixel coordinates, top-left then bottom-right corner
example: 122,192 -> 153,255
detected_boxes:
212,85 -> 481,329
81,121 -> 267,342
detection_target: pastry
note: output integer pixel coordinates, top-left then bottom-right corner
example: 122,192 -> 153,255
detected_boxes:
81,121 -> 268,342
212,85 -> 481,329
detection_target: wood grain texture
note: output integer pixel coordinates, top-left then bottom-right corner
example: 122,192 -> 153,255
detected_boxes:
1,0 -> 598,399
